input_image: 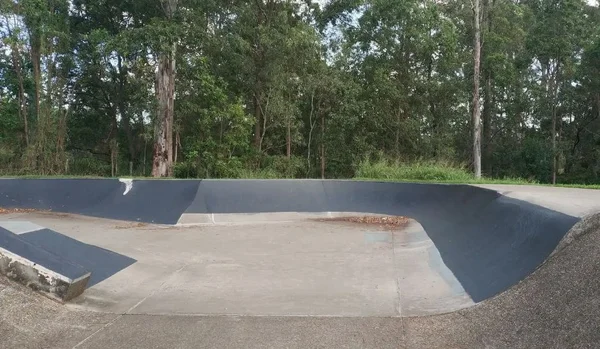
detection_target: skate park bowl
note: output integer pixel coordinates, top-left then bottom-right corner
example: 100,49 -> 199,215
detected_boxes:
1,178 -> 600,348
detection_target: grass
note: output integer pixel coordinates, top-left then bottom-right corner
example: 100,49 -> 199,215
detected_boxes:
554,183 -> 600,190
353,158 -> 600,189
3,158 -> 600,189
0,168 -> 287,180
354,158 -> 534,185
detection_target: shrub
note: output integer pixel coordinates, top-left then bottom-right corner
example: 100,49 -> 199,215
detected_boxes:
355,158 -> 474,182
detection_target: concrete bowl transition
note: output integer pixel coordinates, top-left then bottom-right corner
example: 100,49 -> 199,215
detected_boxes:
0,178 -> 599,348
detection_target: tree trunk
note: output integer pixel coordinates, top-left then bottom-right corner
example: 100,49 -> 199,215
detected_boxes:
472,0 -> 482,179
167,46 -> 175,177
395,109 -> 401,161
286,117 -> 291,158
6,0 -> 28,146
306,91 -> 316,176
9,45 -> 29,146
31,42 -> 41,126
254,92 -> 262,150
110,138 -> 118,177
152,48 -> 176,177
253,1 -> 265,151
550,63 -> 560,185
483,70 -> 493,175
320,112 -> 325,179
551,99 -> 558,185
117,56 -> 136,166
123,116 -> 136,165
153,0 -> 178,178
551,104 -> 557,184
482,0 -> 494,176
426,56 -> 438,157
31,40 -> 42,171
174,129 -> 181,164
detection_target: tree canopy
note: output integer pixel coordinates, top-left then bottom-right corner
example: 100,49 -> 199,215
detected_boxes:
1,0 -> 599,184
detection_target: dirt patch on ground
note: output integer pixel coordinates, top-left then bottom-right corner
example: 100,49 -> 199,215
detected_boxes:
0,207 -> 45,215
315,215 -> 411,230
114,222 -> 149,229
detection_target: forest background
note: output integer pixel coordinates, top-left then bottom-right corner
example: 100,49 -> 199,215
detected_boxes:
1,0 -> 600,186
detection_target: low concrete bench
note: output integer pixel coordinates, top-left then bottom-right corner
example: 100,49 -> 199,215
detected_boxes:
0,226 -> 91,302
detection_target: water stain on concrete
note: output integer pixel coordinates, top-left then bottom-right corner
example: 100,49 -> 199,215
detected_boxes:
364,232 -> 392,243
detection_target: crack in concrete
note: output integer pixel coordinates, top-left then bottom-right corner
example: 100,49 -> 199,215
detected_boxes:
71,314 -> 122,349
391,230 -> 406,344
71,263 -> 194,348
125,262 -> 192,315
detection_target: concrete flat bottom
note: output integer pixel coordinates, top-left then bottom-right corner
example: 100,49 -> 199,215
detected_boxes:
2,210 -> 600,349
0,212 -> 473,317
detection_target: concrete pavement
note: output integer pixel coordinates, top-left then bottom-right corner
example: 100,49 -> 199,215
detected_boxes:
475,184 -> 600,217
0,212 -> 472,318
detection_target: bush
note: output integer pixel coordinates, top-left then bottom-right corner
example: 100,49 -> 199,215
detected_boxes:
173,161 -> 200,178
355,158 -> 474,182
0,145 -> 17,174
235,167 -> 282,179
226,155 -> 305,179
172,155 -> 304,179
261,155 -> 305,179
68,154 -> 111,176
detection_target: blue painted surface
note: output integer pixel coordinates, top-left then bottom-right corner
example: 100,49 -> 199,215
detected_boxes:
0,179 -> 198,224
0,178 -> 581,302
427,245 -> 466,296
0,226 -> 88,280
20,229 -> 136,287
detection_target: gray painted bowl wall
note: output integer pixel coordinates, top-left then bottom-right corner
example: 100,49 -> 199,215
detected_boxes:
0,179 -> 580,302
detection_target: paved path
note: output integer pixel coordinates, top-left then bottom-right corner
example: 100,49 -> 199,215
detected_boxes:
475,184 -> 600,217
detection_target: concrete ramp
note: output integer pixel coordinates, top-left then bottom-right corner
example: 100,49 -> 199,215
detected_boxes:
180,180 -> 580,302
0,178 -> 198,224
0,221 -> 136,301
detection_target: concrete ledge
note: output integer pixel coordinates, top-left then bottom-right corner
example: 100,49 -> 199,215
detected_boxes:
0,227 -> 90,302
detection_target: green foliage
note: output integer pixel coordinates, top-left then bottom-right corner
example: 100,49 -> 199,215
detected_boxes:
355,157 -> 474,182
1,0 -> 600,186
354,157 -> 534,184
261,155 -> 306,179
68,153 -> 112,177
173,154 -> 306,179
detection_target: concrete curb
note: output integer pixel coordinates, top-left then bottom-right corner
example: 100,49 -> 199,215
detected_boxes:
0,246 -> 90,302
0,226 -> 91,302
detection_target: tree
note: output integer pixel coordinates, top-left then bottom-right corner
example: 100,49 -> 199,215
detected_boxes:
0,0 -> 598,184
472,0 -> 482,178
525,0 -> 587,184
152,0 -> 178,177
